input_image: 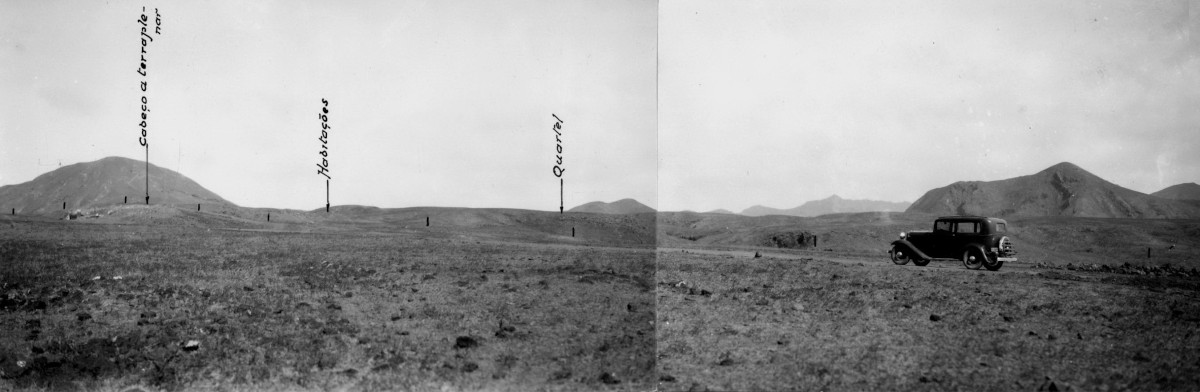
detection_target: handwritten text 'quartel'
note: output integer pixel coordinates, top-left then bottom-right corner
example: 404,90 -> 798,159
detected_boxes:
552,114 -> 565,178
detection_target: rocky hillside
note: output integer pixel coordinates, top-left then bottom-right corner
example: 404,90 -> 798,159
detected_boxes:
907,162 -> 1200,218
1153,183 -> 1200,208
0,156 -> 233,215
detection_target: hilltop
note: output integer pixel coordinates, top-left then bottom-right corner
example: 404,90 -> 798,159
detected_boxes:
0,156 -> 232,215
1153,182 -> 1200,209
569,198 -> 656,214
906,162 -> 1200,218
740,195 -> 910,217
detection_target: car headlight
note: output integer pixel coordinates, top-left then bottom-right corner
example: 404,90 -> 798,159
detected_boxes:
899,232 -> 906,239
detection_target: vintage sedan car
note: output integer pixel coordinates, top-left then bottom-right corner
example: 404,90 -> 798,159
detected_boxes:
889,216 -> 1016,271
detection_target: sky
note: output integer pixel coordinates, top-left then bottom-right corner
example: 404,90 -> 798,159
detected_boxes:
3,1 -> 1197,214
660,0 -> 1199,212
0,0 -> 657,210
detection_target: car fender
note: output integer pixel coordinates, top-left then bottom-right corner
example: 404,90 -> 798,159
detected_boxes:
890,239 -> 932,260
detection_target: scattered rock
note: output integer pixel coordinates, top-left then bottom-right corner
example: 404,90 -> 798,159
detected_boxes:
753,251 -> 762,258
717,358 -> 735,366
462,362 -> 479,373
495,325 -> 517,338
929,314 -> 942,322
182,340 -> 200,352
77,312 -> 92,321
660,374 -> 677,382
599,372 -> 621,384
455,336 -> 479,349
549,369 -> 572,381
317,351 -> 339,369
699,289 -> 712,297
1036,376 -> 1063,392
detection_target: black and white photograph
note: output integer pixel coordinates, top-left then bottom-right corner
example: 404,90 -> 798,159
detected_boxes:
2,0 -> 1198,391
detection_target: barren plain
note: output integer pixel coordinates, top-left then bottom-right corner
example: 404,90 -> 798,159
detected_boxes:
0,212 -> 655,391
655,212 -> 1200,391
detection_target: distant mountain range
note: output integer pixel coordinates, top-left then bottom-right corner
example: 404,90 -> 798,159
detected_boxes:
0,156 -> 232,214
568,198 -> 656,214
907,162 -> 1200,218
4,157 -> 1197,220
740,195 -> 910,217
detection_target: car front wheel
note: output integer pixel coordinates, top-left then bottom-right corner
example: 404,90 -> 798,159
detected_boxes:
962,247 -> 984,270
890,246 -> 910,265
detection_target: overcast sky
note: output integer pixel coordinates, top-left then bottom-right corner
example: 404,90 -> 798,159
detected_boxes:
0,0 -> 657,210
3,1 -> 1197,214
661,0 -> 1198,212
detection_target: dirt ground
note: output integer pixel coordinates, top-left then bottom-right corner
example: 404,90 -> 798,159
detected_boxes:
6,213 -> 1200,391
0,220 -> 655,391
656,249 -> 1200,391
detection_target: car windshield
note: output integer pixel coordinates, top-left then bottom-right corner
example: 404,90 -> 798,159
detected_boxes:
995,222 -> 1006,233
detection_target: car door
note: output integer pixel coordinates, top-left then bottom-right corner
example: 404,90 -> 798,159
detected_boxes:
952,220 -> 983,256
927,220 -> 954,258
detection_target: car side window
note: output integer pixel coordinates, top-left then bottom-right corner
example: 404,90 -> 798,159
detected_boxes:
954,222 -> 978,233
935,221 -> 951,232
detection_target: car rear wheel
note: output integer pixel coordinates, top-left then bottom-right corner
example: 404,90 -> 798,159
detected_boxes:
983,252 -> 1004,271
962,247 -> 984,270
890,246 -> 910,265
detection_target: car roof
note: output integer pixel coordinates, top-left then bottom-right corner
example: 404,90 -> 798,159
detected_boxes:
936,216 -> 1008,224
